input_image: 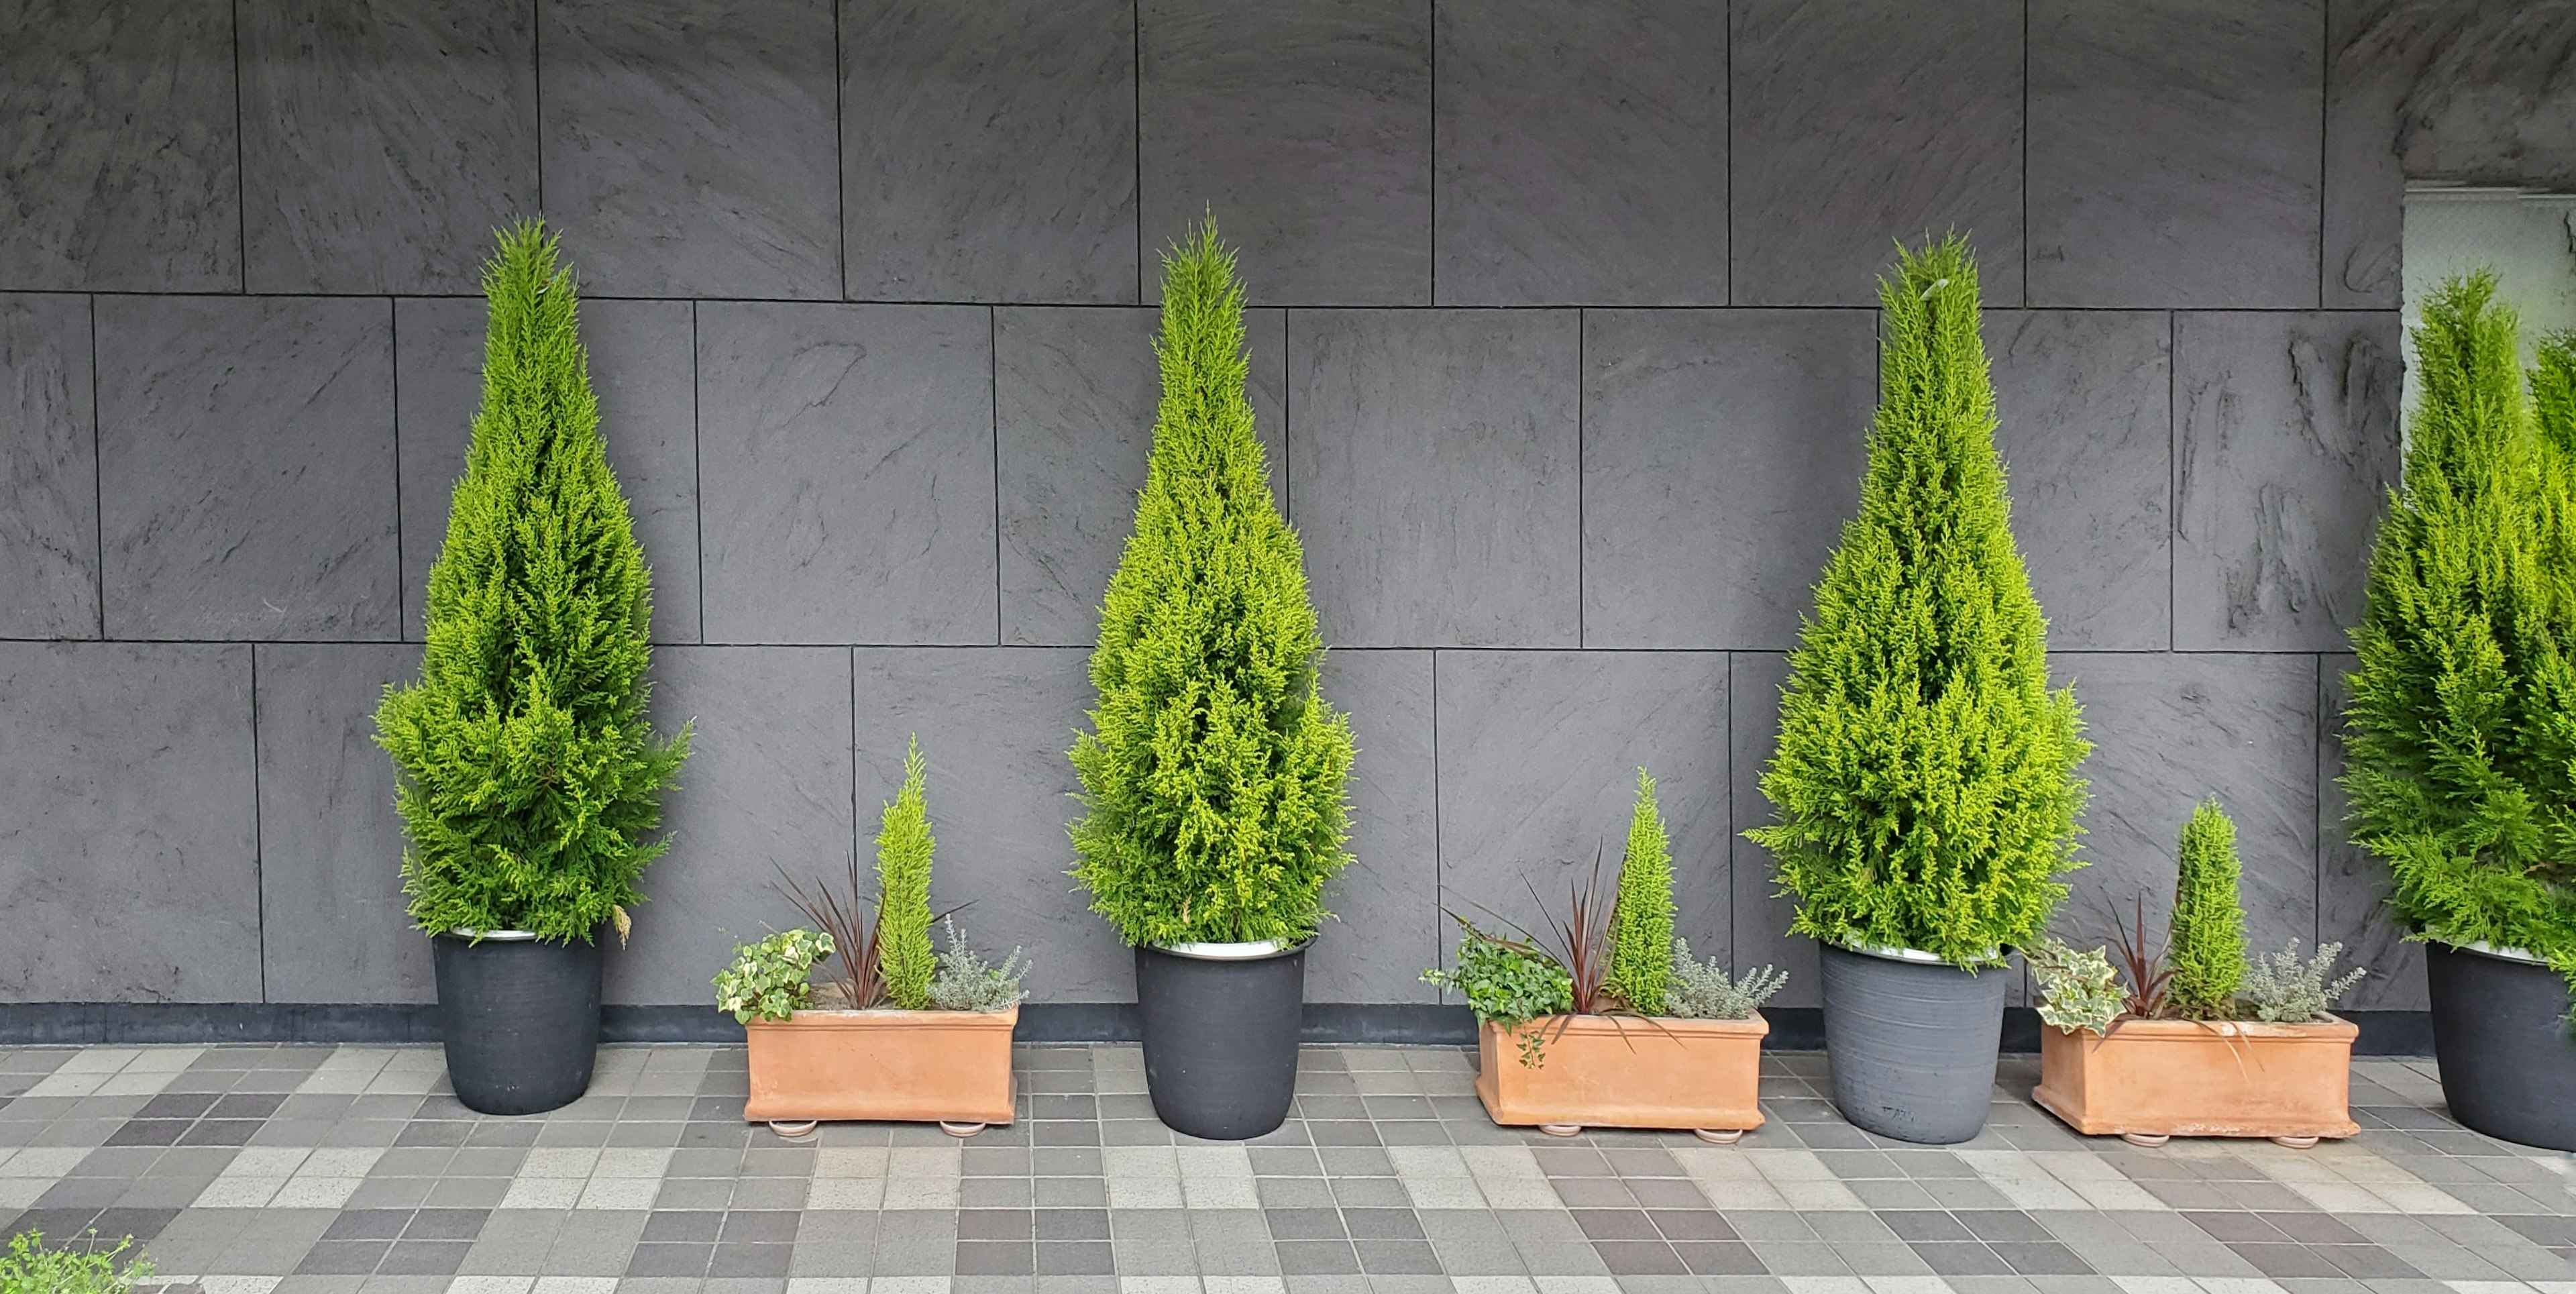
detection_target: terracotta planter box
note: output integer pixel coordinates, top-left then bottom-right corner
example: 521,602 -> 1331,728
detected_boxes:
2033,1016 -> 2359,1143
744,1004 -> 1016,1129
1476,1014 -> 1768,1138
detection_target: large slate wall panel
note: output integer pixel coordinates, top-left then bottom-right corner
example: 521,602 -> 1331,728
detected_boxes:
0,643 -> 261,1002
0,1 -> 241,292
237,0 -> 541,296
0,0 -> 2479,1016
1140,0 -> 1433,306
1731,0 -> 2024,306
96,296 -> 399,643
0,293 -> 100,639
1289,310 -> 1580,648
539,0 -> 842,300
1432,0 -> 1727,306
255,643 -> 431,1004
393,296 -> 703,645
841,0 -> 1138,303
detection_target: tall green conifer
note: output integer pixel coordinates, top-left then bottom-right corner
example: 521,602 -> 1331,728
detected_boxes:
1069,223 -> 1356,947
2343,274 -> 2576,993
2167,800 -> 2247,1019
376,222 -> 688,943
1750,235 -> 2087,967
874,737 -> 937,1010
1607,768 -> 1676,1014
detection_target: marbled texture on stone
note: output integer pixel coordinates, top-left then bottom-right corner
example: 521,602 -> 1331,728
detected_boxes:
1289,309 -> 1578,648
1311,649 -> 1438,1004
995,306 -> 1287,647
1731,0 -> 2024,306
0,642 -> 260,1001
2324,0 -> 2443,310
1432,0 -> 1725,306
1581,309 -> 1875,651
849,647 -> 1120,1003
1140,0 -> 1432,306
0,293 -> 100,638
696,302 -> 997,645
2056,651 -> 2320,960
255,642 -> 432,1004
1728,650 -> 1820,1008
1987,309 -> 2173,652
612,645 -> 854,1004
0,0 -> 240,291
96,296 -> 400,642
2027,0 -> 2324,309
540,0 -> 841,299
2318,651 -> 2424,1010
2174,311 -> 2402,653
1434,650 -> 1731,975
394,296 -> 703,645
237,0 -> 539,295
2391,0 -> 2576,191
842,0 -> 1137,303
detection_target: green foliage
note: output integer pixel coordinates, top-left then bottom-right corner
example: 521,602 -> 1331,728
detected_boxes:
2167,800 -> 2248,1020
1750,235 -> 2088,967
376,221 -> 689,944
1422,921 -> 1573,1067
1069,221 -> 1356,947
2342,274 -> 2576,1001
1665,937 -> 1786,1020
2029,938 -> 2124,1034
1605,768 -> 1676,1014
2240,940 -> 2367,1024
713,928 -> 833,1024
927,916 -> 1030,1014
875,737 -> 937,1010
2532,329 -> 2576,460
1,1231 -> 150,1294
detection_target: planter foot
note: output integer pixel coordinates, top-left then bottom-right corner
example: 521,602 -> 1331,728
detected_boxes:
2270,1134 -> 2320,1149
1539,1123 -> 1583,1138
2119,1132 -> 2171,1148
939,1121 -> 987,1138
766,1120 -> 818,1141
1693,1128 -> 1746,1145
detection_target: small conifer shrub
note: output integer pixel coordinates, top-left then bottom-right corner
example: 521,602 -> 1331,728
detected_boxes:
1069,222 -> 1356,947
875,737 -> 937,1010
2167,800 -> 2247,1020
376,221 -> 688,943
1605,768 -> 1676,1014
2343,274 -> 2576,999
1750,235 -> 2088,967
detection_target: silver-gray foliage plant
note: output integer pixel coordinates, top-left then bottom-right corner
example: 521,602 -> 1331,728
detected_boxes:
926,916 -> 1029,1014
1664,938 -> 1786,1020
2240,939 -> 2366,1023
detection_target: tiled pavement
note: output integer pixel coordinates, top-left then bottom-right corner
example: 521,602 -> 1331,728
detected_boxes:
2,1044 -> 2573,1294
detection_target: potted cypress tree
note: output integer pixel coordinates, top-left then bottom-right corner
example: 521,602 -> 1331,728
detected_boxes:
1069,221 -> 1356,1140
1750,235 -> 2088,1144
376,222 -> 689,1116
716,738 -> 1028,1138
1430,770 -> 1782,1141
2343,274 -> 2576,1151
2031,801 -> 2365,1146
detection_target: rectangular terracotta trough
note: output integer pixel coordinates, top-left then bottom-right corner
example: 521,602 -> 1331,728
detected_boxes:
744,1003 -> 1017,1127
1476,1014 -> 1768,1136
2032,1016 -> 2359,1142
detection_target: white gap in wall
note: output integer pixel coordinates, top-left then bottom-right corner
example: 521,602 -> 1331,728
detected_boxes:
2401,185 -> 2576,425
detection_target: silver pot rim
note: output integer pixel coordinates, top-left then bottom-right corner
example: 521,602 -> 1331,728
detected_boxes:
1152,936 -> 1311,961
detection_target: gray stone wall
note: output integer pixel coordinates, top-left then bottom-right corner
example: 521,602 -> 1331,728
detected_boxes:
0,0 -> 2522,1015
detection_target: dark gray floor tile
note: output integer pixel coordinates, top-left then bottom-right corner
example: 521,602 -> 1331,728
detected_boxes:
1275,1239 -> 1363,1275
1593,1240 -> 1687,1275
957,1242 -> 1038,1276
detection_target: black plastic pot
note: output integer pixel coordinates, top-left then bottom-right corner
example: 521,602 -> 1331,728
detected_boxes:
432,931 -> 602,1116
2426,941 -> 2576,1151
1819,942 -> 2008,1144
1134,940 -> 1307,1140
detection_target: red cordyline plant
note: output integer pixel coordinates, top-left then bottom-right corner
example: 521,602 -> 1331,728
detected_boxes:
2101,892 -> 2174,1020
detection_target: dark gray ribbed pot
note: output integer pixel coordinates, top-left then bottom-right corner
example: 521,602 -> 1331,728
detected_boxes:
1819,942 -> 2007,1144
1134,939 -> 1306,1140
432,931 -> 601,1116
2426,942 -> 2576,1152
